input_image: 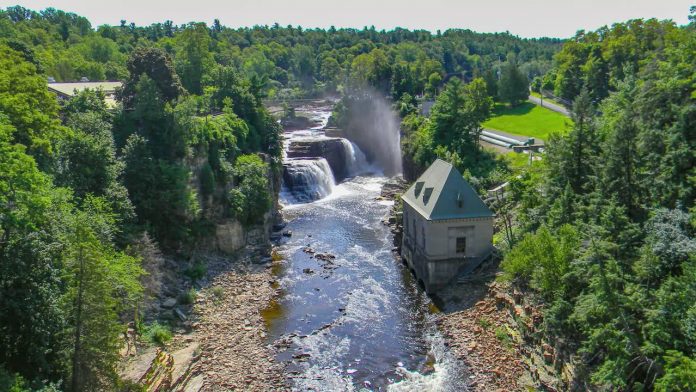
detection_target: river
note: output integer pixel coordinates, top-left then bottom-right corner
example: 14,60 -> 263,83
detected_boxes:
265,103 -> 468,391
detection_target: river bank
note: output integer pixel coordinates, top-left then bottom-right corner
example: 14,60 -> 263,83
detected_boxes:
381,179 -> 537,391
183,256 -> 286,390
437,280 -> 533,391
120,254 -> 287,391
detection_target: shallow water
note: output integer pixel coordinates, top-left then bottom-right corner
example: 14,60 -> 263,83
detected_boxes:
268,105 -> 468,391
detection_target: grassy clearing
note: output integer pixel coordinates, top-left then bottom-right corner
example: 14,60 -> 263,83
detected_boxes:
503,151 -> 533,171
483,101 -> 572,141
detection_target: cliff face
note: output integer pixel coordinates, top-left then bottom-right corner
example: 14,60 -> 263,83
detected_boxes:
401,152 -> 424,182
189,152 -> 282,257
286,137 -> 350,182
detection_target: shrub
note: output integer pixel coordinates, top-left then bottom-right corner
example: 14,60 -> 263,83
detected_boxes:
477,318 -> 491,330
501,224 -> 579,300
211,286 -> 224,300
183,261 -> 206,282
495,326 -> 512,348
178,288 -> 197,305
143,322 -> 172,346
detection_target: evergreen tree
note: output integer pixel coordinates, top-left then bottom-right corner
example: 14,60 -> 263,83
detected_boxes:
498,61 -> 529,106
600,81 -> 644,220
63,197 -> 143,392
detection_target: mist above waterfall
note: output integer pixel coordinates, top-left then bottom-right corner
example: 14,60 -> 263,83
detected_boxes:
334,90 -> 403,176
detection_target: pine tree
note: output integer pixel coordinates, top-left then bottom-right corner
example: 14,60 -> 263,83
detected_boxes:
600,81 -> 644,220
567,89 -> 599,194
63,197 -> 143,391
498,61 -> 529,106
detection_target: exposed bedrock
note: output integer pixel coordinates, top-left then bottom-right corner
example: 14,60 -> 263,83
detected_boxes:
287,137 -> 350,181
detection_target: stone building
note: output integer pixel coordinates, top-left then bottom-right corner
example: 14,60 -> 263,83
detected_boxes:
401,159 -> 494,292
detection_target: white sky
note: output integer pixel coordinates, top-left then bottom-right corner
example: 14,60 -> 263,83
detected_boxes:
1,0 -> 692,38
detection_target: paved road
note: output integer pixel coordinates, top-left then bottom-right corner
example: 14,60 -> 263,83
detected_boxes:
528,95 -> 570,117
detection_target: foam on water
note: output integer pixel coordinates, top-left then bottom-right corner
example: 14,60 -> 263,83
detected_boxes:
281,158 -> 335,204
272,103 -> 468,391
388,332 -> 470,392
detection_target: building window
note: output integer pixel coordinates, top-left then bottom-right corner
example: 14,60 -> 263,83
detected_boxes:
422,227 -> 426,248
456,237 -> 466,254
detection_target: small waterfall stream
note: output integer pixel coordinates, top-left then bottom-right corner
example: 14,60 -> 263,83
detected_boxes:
341,139 -> 371,177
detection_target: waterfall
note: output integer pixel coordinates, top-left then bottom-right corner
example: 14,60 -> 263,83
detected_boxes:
339,139 -> 370,176
338,91 -> 403,176
281,158 -> 336,204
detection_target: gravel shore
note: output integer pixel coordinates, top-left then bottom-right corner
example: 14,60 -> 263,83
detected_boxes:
437,281 -> 532,391
120,256 -> 287,391
184,259 -> 286,391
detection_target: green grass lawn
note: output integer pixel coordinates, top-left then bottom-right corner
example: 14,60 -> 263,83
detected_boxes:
483,101 -> 572,141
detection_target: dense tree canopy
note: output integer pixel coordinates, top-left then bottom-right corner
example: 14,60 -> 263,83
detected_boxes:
0,6 -> 286,390
501,16 -> 696,391
0,5 -> 561,101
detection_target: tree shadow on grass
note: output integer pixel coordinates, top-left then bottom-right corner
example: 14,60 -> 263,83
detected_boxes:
492,102 -> 536,117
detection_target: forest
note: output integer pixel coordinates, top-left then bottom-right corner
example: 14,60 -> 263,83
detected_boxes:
501,14 -> 696,391
0,3 -> 694,391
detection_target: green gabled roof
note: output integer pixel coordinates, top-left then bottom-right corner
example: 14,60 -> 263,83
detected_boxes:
402,159 -> 494,220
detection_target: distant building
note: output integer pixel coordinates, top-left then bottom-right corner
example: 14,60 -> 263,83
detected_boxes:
420,100 -> 435,116
401,159 -> 494,292
47,81 -> 122,108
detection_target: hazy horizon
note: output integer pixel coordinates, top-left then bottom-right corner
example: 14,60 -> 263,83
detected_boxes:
0,0 -> 693,38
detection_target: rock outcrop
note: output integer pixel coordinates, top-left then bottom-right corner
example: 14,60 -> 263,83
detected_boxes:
287,137 -> 350,182
215,221 -> 246,254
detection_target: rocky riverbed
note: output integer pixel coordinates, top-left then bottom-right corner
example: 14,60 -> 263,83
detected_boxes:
380,178 -> 539,391
120,254 -> 287,391
437,281 -> 532,391
183,258 -> 286,390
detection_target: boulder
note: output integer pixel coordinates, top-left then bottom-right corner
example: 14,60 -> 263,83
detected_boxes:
162,298 -> 177,309
216,221 -> 246,254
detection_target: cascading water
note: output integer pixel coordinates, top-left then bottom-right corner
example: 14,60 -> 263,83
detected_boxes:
281,158 -> 335,203
340,139 -> 371,176
269,102 -> 467,391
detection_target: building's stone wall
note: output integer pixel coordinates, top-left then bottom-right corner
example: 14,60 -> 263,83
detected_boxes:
401,202 -> 493,292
